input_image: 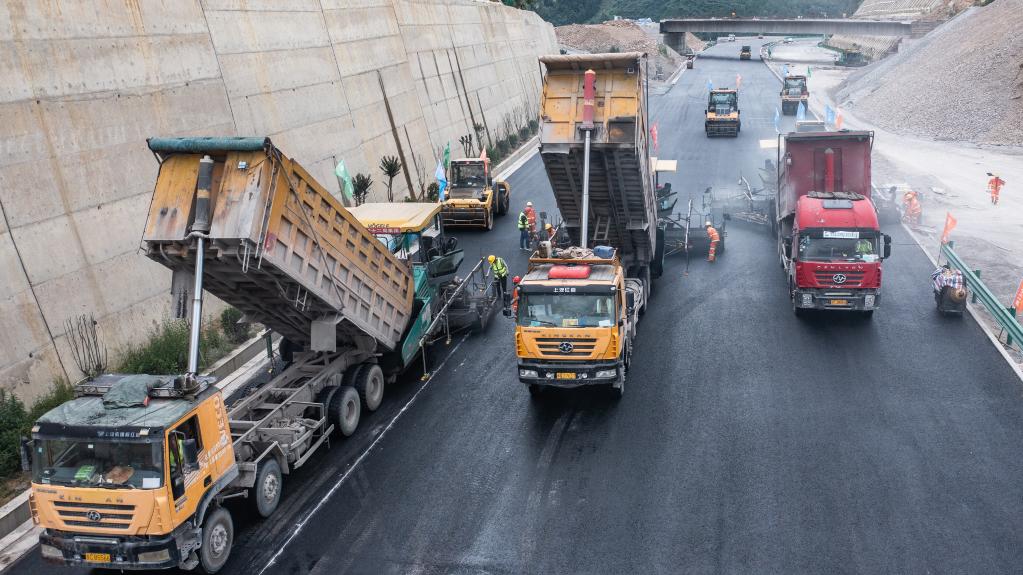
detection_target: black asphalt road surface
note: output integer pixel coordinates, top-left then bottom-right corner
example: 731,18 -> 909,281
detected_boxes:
12,38 -> 1023,575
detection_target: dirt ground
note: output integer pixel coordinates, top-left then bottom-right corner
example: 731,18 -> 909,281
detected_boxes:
766,40 -> 1023,363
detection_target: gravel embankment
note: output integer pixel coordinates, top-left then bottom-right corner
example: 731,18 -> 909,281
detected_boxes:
836,0 -> 1023,146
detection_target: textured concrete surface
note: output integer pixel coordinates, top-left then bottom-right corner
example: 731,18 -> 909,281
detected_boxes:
0,0 -> 557,401
10,39 -> 1023,575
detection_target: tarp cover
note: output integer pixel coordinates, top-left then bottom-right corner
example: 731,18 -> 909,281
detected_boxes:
102,375 -> 174,408
147,136 -> 270,154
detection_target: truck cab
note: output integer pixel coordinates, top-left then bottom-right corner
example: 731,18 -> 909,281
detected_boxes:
515,249 -> 643,398
706,89 -> 741,137
31,375 -> 238,572
440,157 -> 510,230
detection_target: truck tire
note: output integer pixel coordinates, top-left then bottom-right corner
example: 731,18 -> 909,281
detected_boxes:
328,386 -> 361,437
199,507 -> 233,574
251,458 -> 282,518
354,364 -> 385,412
861,310 -> 875,319
610,371 -> 625,399
651,227 -> 666,279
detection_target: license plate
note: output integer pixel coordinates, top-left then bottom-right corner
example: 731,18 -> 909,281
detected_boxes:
830,299 -> 849,306
85,553 -> 111,563
556,372 -> 576,380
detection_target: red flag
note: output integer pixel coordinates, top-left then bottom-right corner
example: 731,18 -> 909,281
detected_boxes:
735,74 -> 742,89
1013,279 -> 1023,312
941,212 -> 957,244
480,147 -> 487,161
650,123 -> 659,153
835,108 -> 844,130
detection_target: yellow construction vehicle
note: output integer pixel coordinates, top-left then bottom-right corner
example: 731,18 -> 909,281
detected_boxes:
781,75 -> 809,115
439,156 -> 510,230
518,53 -> 667,398
28,138 -> 498,573
705,89 -> 741,137
739,45 -> 752,60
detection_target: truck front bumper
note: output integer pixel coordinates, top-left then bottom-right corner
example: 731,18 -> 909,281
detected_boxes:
793,288 -> 880,311
518,360 -> 622,388
39,528 -> 181,570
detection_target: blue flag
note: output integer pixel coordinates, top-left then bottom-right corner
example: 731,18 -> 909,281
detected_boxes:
435,160 -> 447,201
796,101 -> 806,122
774,107 -> 781,134
706,79 -> 713,91
782,64 -> 789,77
825,105 -> 836,126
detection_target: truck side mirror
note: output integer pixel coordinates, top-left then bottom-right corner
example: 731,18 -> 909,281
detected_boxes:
783,236 -> 792,259
626,291 -> 635,313
182,439 -> 199,471
883,234 -> 892,259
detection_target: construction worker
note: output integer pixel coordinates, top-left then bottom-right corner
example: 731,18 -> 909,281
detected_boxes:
511,276 -> 522,314
705,222 -> 720,262
517,208 -> 530,250
488,254 -> 509,297
987,172 -> 1005,205
524,201 -> 537,232
902,190 -> 922,225
545,223 -> 556,242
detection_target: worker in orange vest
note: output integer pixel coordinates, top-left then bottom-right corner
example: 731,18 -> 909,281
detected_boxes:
902,190 -> 922,224
987,172 -> 1005,205
511,276 -> 522,314
705,222 -> 720,262
524,201 -> 537,232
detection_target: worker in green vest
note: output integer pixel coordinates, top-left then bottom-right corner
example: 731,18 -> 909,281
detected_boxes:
488,254 -> 509,298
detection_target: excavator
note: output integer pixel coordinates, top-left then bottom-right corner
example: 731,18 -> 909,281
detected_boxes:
705,89 -> 740,137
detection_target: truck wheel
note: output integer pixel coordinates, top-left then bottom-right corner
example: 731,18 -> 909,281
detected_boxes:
611,372 -> 625,399
861,310 -> 875,320
199,507 -> 233,574
328,386 -> 361,437
251,459 -> 282,518
528,384 -> 544,398
354,364 -> 385,412
485,212 -> 494,231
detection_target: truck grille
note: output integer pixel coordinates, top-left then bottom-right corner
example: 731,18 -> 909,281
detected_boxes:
815,271 -> 865,287
535,337 -> 597,357
54,501 -> 134,530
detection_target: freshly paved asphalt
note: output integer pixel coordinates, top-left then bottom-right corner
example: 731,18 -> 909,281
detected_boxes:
12,38 -> 1023,575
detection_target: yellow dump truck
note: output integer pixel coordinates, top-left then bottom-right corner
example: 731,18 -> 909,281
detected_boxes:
28,137 -> 497,573
439,156 -> 510,229
516,53 -> 665,398
705,89 -> 741,137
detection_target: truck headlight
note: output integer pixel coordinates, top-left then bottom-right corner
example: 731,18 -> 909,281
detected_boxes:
519,369 -> 538,378
864,294 -> 875,308
595,369 -> 617,379
40,544 -> 63,560
138,549 -> 172,563
801,293 -> 813,307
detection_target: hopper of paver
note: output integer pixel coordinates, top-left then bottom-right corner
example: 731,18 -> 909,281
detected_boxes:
143,137 -> 414,352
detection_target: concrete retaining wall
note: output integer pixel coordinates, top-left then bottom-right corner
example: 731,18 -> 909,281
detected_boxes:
0,0 -> 557,401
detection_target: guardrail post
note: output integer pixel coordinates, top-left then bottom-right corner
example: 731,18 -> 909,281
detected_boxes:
972,270 -> 981,303
1010,307 -> 1017,347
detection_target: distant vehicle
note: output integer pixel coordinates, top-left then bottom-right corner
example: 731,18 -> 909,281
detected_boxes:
727,34 -> 736,42
739,45 -> 752,60
758,34 -> 764,39
780,75 -> 809,115
706,89 -> 740,137
784,37 -> 794,43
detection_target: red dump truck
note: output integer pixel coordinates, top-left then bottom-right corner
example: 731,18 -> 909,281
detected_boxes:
775,130 -> 891,318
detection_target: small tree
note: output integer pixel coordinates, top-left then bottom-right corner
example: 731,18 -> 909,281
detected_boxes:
379,156 -> 402,202
353,173 -> 373,205
427,182 -> 440,202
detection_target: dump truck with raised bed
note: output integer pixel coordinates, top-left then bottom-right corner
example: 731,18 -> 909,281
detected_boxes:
439,155 -> 510,230
775,130 -> 892,318
706,89 -> 740,137
514,53 -> 664,398
781,75 -> 808,115
28,137 -> 497,573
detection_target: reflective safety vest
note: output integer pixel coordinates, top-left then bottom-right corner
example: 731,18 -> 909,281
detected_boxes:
707,227 -> 720,242
518,212 -> 528,230
491,257 -> 508,278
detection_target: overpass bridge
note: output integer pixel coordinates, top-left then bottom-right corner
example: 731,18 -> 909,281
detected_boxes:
660,18 -> 921,53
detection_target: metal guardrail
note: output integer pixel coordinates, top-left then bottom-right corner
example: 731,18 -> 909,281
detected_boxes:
942,241 -> 1022,349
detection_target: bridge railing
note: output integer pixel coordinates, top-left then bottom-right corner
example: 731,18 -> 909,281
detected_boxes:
942,241 -> 1023,349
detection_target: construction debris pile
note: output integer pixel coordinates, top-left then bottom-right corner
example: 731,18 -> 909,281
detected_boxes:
555,20 -> 696,80
838,0 -> 1023,146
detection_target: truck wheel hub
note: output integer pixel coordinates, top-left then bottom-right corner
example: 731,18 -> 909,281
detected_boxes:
209,524 -> 228,555
263,474 -> 279,501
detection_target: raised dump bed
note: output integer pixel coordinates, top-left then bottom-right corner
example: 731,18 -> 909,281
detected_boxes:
537,53 -> 658,272
143,137 -> 414,352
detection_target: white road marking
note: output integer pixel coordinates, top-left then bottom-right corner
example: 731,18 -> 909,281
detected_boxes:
257,334 -> 471,575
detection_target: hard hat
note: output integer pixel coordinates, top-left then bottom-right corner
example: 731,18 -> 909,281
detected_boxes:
526,201 -> 533,207
513,275 -> 521,284
705,221 -> 713,227
487,255 -> 496,264
545,223 -> 552,230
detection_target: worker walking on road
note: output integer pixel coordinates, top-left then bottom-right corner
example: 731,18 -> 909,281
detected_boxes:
488,254 -> 509,298
987,172 -> 1005,205
524,201 -> 537,232
517,208 -> 530,250
705,222 -> 720,263
903,190 -> 922,225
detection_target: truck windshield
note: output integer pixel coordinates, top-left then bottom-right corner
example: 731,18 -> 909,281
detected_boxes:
518,293 -> 615,328
451,163 -> 486,188
798,233 -> 880,262
32,438 -> 164,489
